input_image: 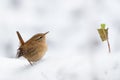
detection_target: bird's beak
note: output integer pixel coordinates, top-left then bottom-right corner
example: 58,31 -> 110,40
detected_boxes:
44,31 -> 49,36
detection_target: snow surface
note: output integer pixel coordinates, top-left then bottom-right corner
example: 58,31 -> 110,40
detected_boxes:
0,0 -> 120,80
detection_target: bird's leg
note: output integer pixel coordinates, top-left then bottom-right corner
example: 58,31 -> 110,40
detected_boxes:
27,59 -> 33,66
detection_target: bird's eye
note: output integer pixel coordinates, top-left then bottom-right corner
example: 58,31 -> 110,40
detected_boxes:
36,36 -> 42,40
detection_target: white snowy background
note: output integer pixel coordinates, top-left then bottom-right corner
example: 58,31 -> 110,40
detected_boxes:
0,0 -> 120,80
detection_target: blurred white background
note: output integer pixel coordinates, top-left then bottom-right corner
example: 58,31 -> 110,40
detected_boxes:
0,0 -> 120,80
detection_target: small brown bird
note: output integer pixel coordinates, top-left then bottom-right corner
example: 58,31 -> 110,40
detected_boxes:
16,31 -> 49,65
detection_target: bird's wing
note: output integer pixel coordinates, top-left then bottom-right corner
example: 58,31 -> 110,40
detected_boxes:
17,46 -> 36,57
26,47 -> 36,55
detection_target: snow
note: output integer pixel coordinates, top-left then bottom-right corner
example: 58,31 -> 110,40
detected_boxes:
0,0 -> 120,80
1,53 -> 120,80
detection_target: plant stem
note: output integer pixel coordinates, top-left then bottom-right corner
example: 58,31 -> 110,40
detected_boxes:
102,28 -> 111,53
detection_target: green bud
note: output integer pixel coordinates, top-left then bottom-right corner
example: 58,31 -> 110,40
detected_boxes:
101,24 -> 106,29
